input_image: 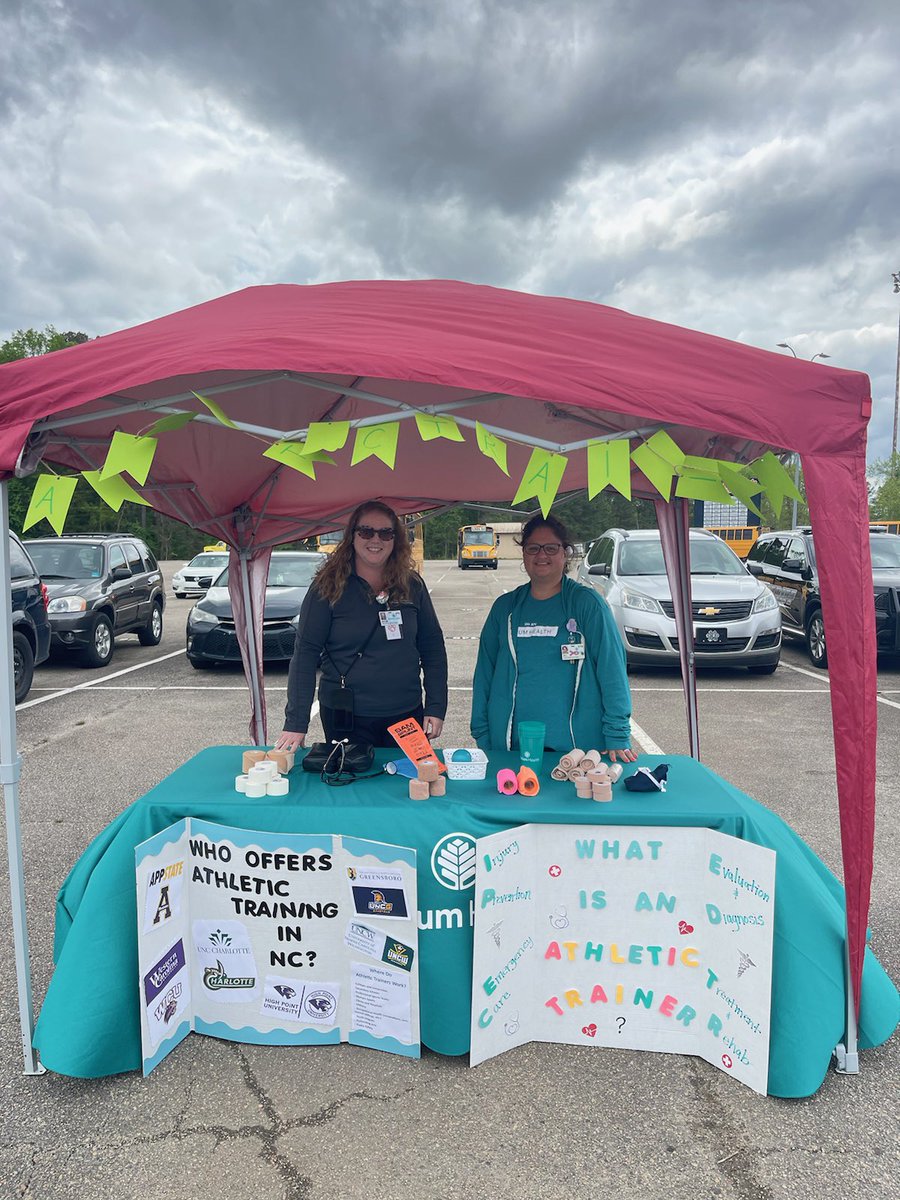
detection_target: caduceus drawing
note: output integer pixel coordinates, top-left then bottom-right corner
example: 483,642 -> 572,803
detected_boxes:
737,951 -> 756,978
487,922 -> 503,948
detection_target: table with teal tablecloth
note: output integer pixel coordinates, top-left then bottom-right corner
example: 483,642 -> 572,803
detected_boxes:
33,748 -> 899,1096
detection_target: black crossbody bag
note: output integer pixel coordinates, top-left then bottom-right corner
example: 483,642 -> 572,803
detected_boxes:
317,609 -> 382,733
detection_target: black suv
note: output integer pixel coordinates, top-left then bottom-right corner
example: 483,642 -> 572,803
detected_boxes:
746,527 -> 900,668
24,535 -> 165,668
8,532 -> 51,702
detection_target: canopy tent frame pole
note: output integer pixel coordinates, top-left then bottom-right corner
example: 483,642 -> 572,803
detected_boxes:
0,481 -> 44,1074
656,496 -> 701,760
834,940 -> 860,1074
238,548 -> 265,746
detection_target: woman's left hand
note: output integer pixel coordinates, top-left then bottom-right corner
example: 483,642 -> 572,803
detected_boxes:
604,747 -> 638,763
423,716 -> 444,739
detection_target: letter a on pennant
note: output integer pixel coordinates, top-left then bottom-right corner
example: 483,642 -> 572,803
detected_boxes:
350,423 -> 400,469
23,473 -> 78,534
512,449 -> 567,517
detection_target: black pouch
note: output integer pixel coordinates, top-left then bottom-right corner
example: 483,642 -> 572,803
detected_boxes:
318,679 -> 355,733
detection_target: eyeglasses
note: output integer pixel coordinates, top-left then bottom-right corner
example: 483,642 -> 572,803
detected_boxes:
524,542 -> 563,556
355,525 -> 395,541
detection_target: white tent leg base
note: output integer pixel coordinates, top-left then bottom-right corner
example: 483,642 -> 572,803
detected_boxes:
833,1043 -> 859,1074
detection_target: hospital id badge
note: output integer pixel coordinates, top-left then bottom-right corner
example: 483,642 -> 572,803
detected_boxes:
379,609 -> 402,626
383,622 -> 402,641
561,643 -> 585,661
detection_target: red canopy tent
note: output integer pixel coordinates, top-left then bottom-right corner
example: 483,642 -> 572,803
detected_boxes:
0,280 -> 877,1075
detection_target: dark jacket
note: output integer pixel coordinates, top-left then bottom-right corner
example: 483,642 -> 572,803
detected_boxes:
284,572 -> 448,733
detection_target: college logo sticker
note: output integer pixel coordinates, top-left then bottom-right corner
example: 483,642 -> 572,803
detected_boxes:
303,988 -> 338,1024
431,833 -> 477,891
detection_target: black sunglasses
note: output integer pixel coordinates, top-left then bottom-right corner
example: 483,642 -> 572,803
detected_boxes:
354,525 -> 395,541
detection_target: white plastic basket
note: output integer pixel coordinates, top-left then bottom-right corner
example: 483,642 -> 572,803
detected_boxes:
442,748 -> 489,780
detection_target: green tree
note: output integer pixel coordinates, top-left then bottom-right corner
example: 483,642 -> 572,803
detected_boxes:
0,326 -> 90,362
870,453 -> 900,520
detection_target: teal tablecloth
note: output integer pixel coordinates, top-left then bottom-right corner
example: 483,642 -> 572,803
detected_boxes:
34,748 -> 898,1096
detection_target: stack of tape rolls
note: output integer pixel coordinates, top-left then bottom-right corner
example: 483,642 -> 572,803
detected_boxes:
551,750 -> 624,801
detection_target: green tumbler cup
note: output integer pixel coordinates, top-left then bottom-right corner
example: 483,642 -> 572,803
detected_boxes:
517,721 -> 546,770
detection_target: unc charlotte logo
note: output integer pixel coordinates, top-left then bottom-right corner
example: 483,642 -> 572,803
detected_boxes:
431,832 -> 477,891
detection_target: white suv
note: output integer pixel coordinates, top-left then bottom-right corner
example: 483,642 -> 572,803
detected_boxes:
577,528 -> 781,673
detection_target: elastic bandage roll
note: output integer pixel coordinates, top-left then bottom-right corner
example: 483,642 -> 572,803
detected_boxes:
516,766 -> 540,796
559,749 -> 584,772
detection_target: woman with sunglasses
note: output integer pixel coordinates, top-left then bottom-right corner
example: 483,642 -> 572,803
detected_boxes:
471,512 -> 636,762
275,501 -> 448,750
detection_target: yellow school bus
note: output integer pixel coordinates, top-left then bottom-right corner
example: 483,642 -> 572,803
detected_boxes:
705,526 -> 762,559
457,524 -> 499,569
316,530 -> 343,555
870,521 -> 900,536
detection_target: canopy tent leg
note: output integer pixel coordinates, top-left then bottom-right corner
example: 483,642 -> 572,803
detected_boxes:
238,549 -> 266,747
655,497 -> 700,759
0,482 -> 44,1074
834,938 -> 860,1074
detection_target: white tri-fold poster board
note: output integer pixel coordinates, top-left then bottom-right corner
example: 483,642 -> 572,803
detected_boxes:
136,819 -> 419,1074
470,824 -> 776,1094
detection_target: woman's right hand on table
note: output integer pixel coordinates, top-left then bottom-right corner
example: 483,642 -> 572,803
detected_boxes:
275,731 -> 306,752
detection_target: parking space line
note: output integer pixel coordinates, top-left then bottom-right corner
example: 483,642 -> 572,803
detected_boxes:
630,718 -> 664,755
16,649 -> 186,711
630,686 -> 830,694
779,660 -> 900,711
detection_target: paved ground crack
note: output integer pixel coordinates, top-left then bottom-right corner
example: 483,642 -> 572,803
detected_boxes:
688,1061 -> 775,1200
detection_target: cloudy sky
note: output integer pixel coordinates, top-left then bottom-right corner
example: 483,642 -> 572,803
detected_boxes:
2,0 -> 898,461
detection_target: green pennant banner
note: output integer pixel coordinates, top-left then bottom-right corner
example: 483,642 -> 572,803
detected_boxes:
475,422 -> 509,475
587,439 -> 631,500
350,423 -> 400,469
23,474 -> 78,535
717,463 -> 764,518
675,471 -> 733,503
145,411 -> 197,436
414,413 -> 464,443
511,449 -> 568,517
630,442 -> 676,500
99,432 -> 158,485
82,470 -> 151,512
193,391 -> 238,429
300,422 -> 351,456
643,430 -> 686,467
263,441 -> 318,478
746,451 -> 803,512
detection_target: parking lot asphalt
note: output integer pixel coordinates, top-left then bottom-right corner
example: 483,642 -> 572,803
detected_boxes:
1,559 -> 898,1200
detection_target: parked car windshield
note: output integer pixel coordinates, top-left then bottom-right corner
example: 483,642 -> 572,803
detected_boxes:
26,542 -> 104,579
618,537 -> 746,577
215,555 -> 323,589
187,553 -> 228,568
869,535 -> 900,569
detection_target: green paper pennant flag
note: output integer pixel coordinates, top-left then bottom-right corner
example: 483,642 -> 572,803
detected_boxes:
82,470 -> 151,512
350,423 -> 400,469
644,430 -> 686,468
145,411 -> 197,436
300,422 -> 350,456
414,413 -> 465,443
717,464 -> 764,518
746,451 -> 803,512
23,473 -> 78,535
587,439 -> 632,500
511,449 -> 568,517
99,431 -> 158,484
631,442 -> 676,500
675,471 -> 733,503
263,440 -> 318,478
475,422 -> 509,475
193,391 -> 238,429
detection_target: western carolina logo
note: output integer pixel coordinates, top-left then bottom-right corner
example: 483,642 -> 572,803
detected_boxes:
431,833 -> 477,891
202,959 -> 255,991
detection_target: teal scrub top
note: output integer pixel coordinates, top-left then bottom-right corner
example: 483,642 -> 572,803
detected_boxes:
511,592 -> 574,751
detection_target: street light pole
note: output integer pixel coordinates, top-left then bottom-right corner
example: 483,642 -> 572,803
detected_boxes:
777,342 -> 831,526
892,272 -> 900,466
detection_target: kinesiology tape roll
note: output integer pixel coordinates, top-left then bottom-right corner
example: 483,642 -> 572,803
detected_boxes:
579,750 -> 603,770
496,768 -> 518,795
516,766 -> 540,796
550,765 -> 568,781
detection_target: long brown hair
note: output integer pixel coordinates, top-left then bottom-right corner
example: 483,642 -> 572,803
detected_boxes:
314,501 -> 415,604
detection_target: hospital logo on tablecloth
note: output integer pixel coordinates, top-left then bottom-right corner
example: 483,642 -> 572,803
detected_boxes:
431,833 -> 477,891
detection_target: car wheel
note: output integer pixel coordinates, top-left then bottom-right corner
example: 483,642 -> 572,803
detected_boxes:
138,600 -> 163,646
189,656 -> 215,670
806,611 -> 828,669
747,662 -> 778,675
82,613 -> 114,668
13,632 -> 35,704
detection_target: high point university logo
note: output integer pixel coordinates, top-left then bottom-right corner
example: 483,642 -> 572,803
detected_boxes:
431,833 -> 477,891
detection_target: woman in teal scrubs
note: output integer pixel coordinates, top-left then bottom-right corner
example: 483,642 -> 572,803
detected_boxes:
471,513 -> 637,761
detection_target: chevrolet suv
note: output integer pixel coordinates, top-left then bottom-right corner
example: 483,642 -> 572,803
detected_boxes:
746,527 -> 900,668
578,528 -> 782,672
24,534 -> 165,668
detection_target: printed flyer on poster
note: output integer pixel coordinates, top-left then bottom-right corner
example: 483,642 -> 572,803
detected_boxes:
135,820 -> 419,1075
470,824 -> 775,1094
